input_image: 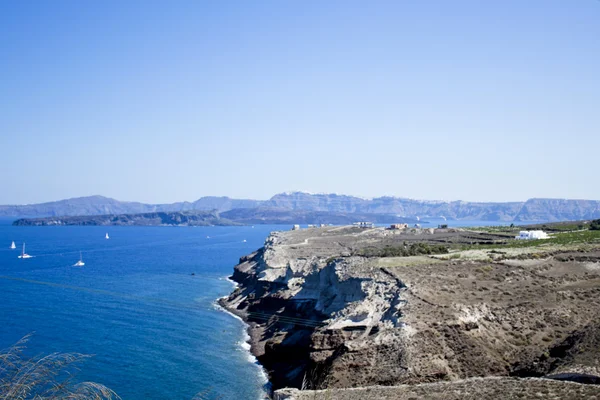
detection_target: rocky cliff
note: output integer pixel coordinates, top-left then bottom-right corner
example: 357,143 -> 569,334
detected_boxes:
220,226 -> 600,397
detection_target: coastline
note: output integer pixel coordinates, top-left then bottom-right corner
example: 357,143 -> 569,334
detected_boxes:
215,277 -> 270,396
216,225 -> 600,397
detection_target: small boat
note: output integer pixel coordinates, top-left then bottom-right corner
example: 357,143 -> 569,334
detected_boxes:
206,236 -> 210,239
10,241 -> 16,249
105,233 -> 110,240
242,239 -> 247,243
18,243 -> 32,259
73,251 -> 85,267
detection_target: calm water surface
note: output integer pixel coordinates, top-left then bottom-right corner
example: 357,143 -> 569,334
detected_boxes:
0,221 -> 275,400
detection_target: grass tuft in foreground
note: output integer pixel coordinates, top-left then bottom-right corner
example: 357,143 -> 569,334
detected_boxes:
0,334 -> 120,400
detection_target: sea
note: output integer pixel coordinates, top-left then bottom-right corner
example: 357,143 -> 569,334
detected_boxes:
0,218 -> 524,399
0,220 -> 274,400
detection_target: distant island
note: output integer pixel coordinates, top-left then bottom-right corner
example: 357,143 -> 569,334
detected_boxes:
12,209 -> 417,227
12,211 -> 234,227
4,191 -> 600,223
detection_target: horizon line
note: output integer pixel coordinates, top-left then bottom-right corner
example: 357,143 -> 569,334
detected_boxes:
2,191 -> 600,207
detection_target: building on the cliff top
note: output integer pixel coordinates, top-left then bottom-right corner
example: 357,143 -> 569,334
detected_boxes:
354,222 -> 375,228
292,224 -> 300,231
515,230 -> 549,240
389,223 -> 408,230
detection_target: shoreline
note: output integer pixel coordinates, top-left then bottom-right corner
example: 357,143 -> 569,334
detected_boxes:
215,276 -> 270,396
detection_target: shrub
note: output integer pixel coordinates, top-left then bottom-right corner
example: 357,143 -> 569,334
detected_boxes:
590,219 -> 600,231
358,243 -> 449,258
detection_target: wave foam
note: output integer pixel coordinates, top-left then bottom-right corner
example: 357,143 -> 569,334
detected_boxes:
213,294 -> 269,389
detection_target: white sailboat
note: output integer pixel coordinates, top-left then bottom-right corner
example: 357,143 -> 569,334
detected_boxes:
105,233 -> 110,240
10,241 -> 16,249
73,251 -> 85,267
18,243 -> 32,259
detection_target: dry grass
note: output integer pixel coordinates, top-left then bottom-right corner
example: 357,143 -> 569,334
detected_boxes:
0,334 -> 120,400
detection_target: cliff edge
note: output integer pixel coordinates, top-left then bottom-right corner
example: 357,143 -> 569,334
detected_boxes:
219,225 -> 600,397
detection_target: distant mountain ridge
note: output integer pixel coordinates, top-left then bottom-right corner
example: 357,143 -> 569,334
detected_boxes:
0,195 -> 261,218
2,192 -> 600,222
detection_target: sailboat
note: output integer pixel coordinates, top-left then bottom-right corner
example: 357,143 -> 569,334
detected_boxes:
10,241 -> 16,249
105,233 -> 110,240
18,243 -> 32,259
73,251 -> 85,267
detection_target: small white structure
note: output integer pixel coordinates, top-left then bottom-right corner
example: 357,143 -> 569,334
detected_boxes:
353,222 -> 374,229
515,230 -> 549,240
292,224 -> 300,231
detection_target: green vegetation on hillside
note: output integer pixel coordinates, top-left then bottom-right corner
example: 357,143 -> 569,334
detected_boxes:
358,242 -> 449,258
590,219 -> 600,231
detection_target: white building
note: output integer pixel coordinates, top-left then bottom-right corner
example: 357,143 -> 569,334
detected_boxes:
353,222 -> 375,229
292,224 -> 300,231
515,230 -> 549,240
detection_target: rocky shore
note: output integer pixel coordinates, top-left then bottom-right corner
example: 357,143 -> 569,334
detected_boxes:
219,225 -> 600,398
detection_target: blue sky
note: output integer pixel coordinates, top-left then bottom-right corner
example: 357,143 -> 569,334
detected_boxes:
1,0 -> 599,204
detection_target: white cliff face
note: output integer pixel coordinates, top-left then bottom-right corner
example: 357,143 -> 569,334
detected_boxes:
246,231 -> 407,334
224,228 -> 415,391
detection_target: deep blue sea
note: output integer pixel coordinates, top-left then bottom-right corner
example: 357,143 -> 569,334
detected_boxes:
0,220 -> 275,400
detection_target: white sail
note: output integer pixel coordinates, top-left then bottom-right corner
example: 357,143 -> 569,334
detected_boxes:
73,251 -> 85,267
10,241 -> 16,249
105,233 -> 109,239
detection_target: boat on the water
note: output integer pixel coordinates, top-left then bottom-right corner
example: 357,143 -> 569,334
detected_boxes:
73,251 -> 85,267
105,233 -> 110,239
18,243 -> 32,259
10,241 -> 16,249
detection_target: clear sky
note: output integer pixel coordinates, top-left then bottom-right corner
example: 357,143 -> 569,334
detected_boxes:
1,0 -> 599,204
